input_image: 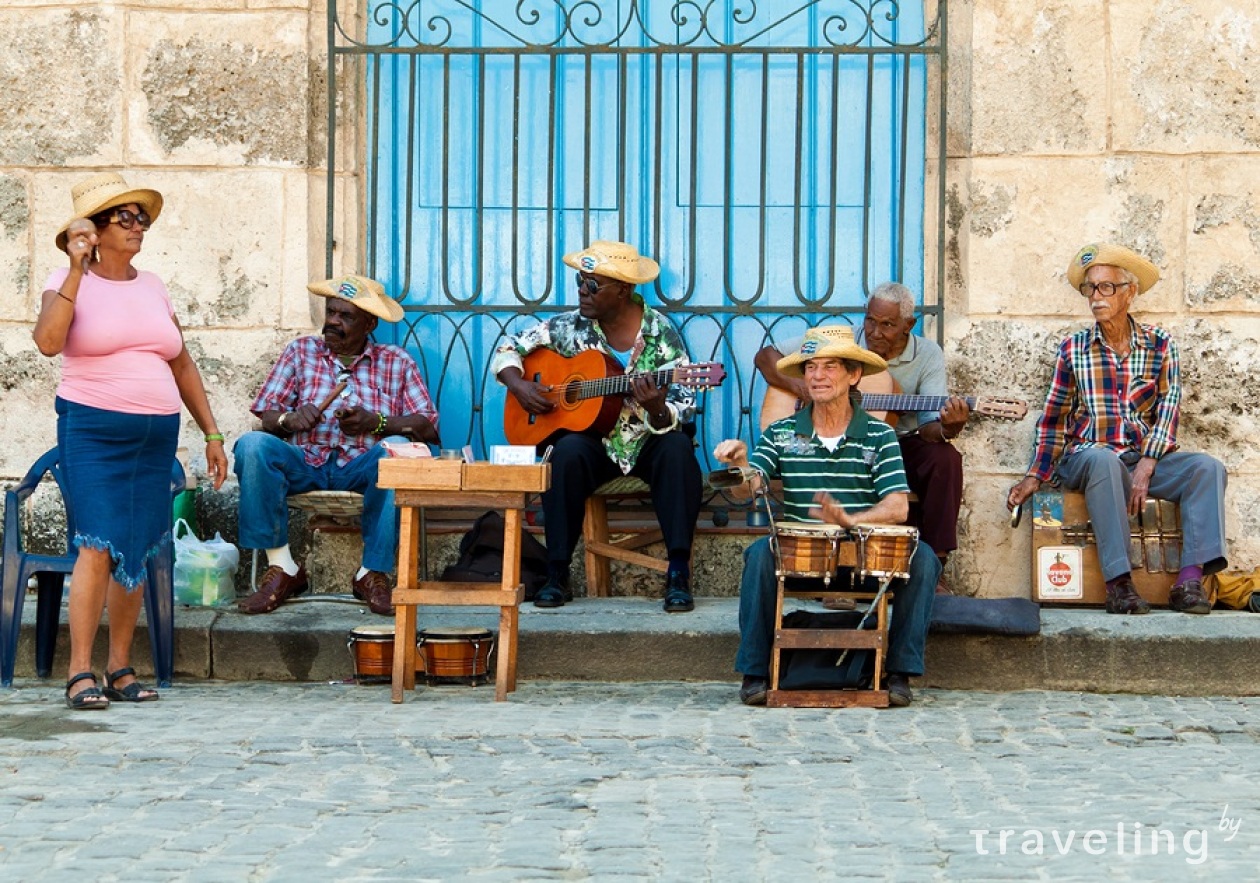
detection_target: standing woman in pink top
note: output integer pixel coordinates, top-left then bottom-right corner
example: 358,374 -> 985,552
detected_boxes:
33,173 -> 228,710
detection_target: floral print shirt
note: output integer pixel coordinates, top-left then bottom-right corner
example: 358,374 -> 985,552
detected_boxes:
491,295 -> 695,473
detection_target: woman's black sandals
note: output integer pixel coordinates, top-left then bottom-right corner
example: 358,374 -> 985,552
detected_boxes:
64,672 -> 110,710
102,667 -> 159,703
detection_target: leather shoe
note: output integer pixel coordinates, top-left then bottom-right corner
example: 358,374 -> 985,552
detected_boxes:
662,571 -> 694,613
352,570 -> 394,615
533,578 -> 573,609
887,673 -> 913,707
1105,578 -> 1150,615
739,675 -> 768,706
1169,579 -> 1211,615
239,564 -> 308,614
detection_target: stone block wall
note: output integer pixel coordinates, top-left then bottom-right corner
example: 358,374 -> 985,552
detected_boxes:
942,0 -> 1260,594
1,1 -> 1256,597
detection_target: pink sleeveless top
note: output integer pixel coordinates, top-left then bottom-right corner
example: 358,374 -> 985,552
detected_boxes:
46,268 -> 184,415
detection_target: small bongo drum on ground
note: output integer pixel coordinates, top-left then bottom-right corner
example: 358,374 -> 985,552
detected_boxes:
417,627 -> 495,686
347,624 -> 396,684
850,524 -> 918,580
771,522 -> 849,585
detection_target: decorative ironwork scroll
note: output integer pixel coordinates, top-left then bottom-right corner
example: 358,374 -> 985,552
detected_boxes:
327,1 -> 947,489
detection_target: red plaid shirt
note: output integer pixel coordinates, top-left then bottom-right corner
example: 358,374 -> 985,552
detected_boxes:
1027,318 -> 1180,482
251,336 -> 438,467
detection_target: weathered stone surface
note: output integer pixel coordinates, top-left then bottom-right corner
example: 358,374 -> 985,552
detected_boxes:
962,156 -> 1186,317
1113,0 -> 1260,153
0,10 -> 123,166
1187,158 -> 1260,311
0,173 -> 31,322
127,12 -> 310,166
969,0 -> 1107,155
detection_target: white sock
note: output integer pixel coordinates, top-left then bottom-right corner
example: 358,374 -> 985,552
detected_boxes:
266,546 -> 299,576
355,566 -> 371,581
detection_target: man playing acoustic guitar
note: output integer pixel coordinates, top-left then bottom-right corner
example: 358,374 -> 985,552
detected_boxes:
491,240 -> 705,612
755,283 -> 971,590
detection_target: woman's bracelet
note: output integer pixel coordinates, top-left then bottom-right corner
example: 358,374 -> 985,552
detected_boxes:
205,432 -> 225,443
57,290 -> 75,304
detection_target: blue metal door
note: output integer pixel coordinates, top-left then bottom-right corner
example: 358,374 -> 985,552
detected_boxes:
331,1 -> 941,461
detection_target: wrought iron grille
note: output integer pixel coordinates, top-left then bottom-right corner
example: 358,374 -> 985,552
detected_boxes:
327,1 -> 947,466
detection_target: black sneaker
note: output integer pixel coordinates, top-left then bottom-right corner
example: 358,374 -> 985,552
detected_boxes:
1105,578 -> 1151,614
1169,579 -> 1211,615
739,675 -> 768,706
887,673 -> 913,707
663,570 -> 694,613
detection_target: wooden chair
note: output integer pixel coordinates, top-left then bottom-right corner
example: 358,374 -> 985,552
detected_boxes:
581,476 -> 668,597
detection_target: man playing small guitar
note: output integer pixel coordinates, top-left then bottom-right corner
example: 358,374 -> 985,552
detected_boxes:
755,282 -> 970,591
491,240 -> 704,613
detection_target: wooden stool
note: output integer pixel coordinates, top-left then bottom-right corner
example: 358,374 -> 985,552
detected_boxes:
582,476 -> 667,597
766,524 -> 918,708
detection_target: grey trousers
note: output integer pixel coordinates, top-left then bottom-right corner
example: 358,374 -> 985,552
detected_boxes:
1054,447 -> 1228,582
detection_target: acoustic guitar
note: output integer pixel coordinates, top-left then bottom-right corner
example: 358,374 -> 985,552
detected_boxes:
759,384 -> 1027,431
504,349 -> 727,447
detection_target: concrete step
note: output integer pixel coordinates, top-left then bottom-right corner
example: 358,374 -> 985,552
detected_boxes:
9,598 -> 1260,696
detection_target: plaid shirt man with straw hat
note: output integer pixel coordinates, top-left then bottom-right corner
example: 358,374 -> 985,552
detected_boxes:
1007,243 -> 1228,615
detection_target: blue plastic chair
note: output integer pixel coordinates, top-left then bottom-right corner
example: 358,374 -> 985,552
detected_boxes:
0,448 -> 185,688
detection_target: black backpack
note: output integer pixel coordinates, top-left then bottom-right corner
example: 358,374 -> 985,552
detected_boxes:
441,510 -> 549,595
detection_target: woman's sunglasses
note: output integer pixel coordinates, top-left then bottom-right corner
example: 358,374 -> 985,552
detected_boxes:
93,208 -> 152,231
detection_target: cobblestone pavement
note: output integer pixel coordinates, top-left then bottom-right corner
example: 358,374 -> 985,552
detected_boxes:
1,681 -> 1258,881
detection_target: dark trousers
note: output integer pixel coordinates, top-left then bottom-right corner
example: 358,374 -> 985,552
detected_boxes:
541,430 -> 703,566
899,432 -> 963,556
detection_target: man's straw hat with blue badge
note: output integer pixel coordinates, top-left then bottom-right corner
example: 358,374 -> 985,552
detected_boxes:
307,274 -> 404,323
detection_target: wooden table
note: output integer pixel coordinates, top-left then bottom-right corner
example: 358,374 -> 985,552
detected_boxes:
377,459 -> 550,702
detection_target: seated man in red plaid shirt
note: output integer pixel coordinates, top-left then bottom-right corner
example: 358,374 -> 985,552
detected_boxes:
1007,244 -> 1227,615
234,275 -> 439,615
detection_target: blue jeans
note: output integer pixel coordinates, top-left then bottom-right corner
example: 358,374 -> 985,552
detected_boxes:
1054,447 -> 1228,581
735,535 -> 939,678
233,431 -> 405,573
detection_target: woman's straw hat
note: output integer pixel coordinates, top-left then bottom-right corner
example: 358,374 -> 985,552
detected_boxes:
776,325 -> 887,378
562,240 -> 660,285
307,274 -> 405,323
55,172 -> 163,253
1067,243 -> 1160,294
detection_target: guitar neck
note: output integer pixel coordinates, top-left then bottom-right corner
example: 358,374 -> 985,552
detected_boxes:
860,394 -> 974,413
573,367 -> 676,402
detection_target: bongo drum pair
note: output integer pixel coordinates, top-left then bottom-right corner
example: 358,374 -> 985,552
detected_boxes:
771,522 -> 918,582
347,626 -> 494,685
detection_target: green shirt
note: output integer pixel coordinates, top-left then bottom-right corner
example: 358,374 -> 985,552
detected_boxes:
749,403 -> 909,522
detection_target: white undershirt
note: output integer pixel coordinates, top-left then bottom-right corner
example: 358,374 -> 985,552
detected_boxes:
816,434 -> 843,452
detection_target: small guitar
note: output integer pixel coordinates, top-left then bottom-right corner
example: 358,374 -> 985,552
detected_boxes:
760,385 -> 1027,430
504,349 -> 727,447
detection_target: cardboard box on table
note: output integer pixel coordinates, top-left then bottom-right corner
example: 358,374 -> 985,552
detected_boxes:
1030,490 -> 1181,607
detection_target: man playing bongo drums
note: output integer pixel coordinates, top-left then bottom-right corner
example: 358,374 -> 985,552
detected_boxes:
715,326 -> 939,706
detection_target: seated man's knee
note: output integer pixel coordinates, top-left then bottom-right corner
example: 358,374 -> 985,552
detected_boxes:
232,430 -> 278,472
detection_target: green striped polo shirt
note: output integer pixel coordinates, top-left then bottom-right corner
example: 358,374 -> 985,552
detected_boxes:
749,404 -> 909,523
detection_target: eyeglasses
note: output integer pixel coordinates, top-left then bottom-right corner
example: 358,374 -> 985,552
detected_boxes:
575,273 -> 614,295
1079,281 -> 1131,299
94,208 -> 152,231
